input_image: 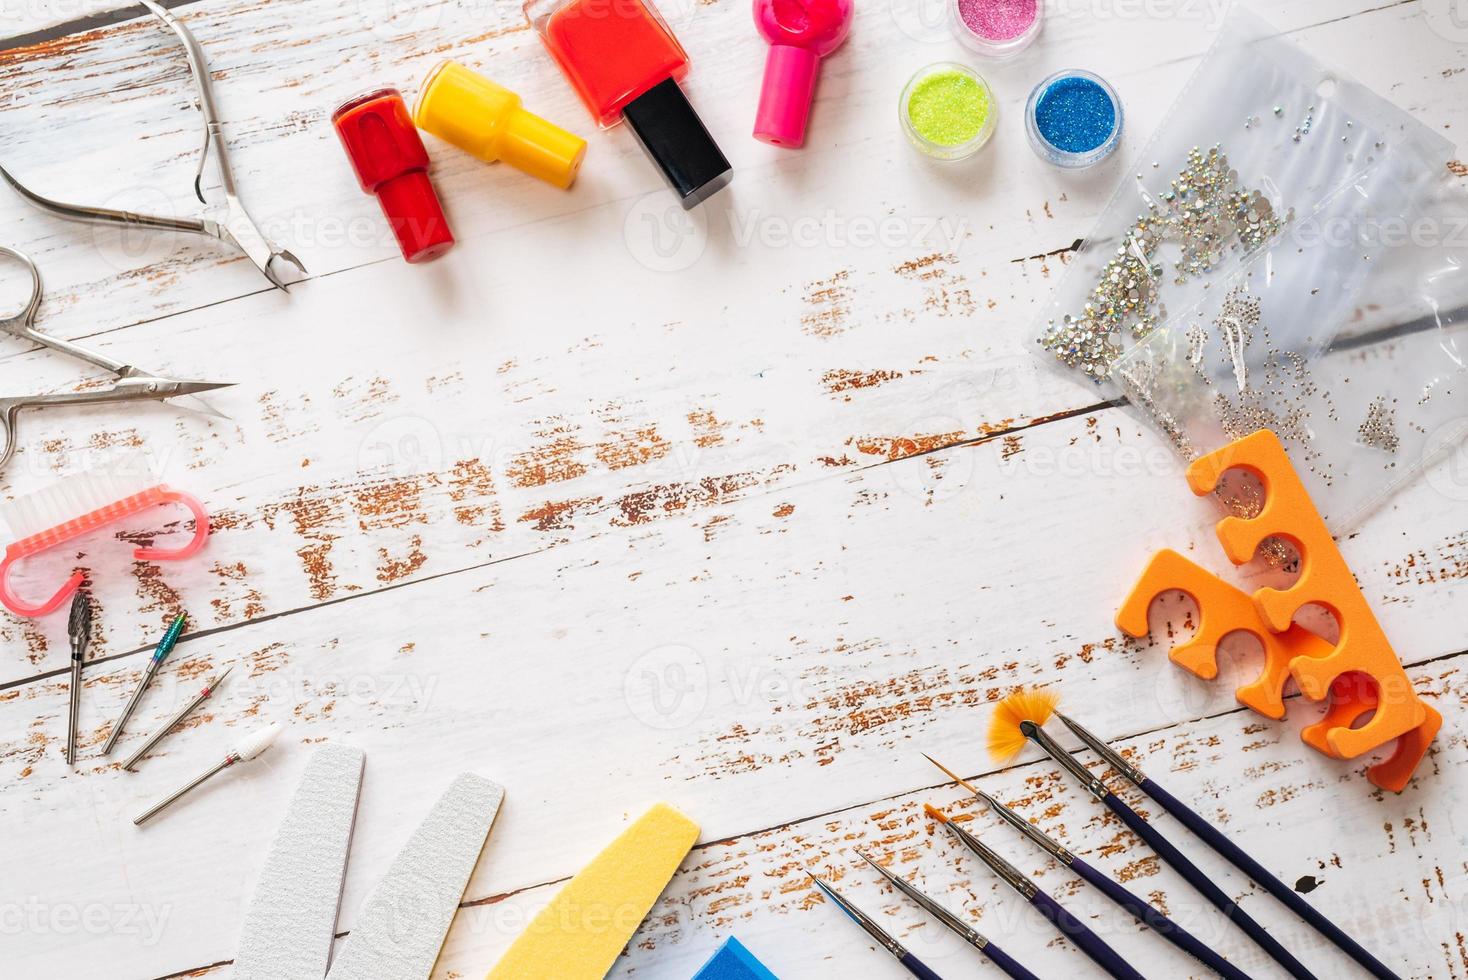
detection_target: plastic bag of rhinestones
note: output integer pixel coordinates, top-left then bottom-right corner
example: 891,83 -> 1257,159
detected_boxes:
1113,158 -> 1468,532
1033,5 -> 1447,389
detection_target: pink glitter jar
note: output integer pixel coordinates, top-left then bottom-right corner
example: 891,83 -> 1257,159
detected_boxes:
951,0 -> 1041,58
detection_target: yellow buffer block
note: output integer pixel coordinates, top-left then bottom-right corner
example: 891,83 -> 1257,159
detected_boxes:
486,802 -> 699,979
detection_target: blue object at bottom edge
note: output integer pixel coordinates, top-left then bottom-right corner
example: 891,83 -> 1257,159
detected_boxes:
691,936 -> 779,980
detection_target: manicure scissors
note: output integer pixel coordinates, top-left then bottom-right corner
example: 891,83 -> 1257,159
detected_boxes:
0,246 -> 233,470
0,1 -> 306,290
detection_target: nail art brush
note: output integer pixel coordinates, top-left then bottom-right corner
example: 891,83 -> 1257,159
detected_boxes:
925,803 -> 1146,980
134,721 -> 280,826
924,753 -> 1251,980
989,690 -> 1317,980
121,665 -> 232,771
1055,710 -> 1402,980
853,850 -> 1040,980
102,612 -> 186,755
807,872 -> 946,980
66,590 -> 93,766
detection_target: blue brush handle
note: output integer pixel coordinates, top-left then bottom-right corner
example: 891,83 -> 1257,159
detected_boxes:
898,950 -> 946,980
1030,888 -> 1146,980
1072,855 -> 1253,980
1141,777 -> 1401,980
1103,793 -> 1317,980
979,939 -> 1042,980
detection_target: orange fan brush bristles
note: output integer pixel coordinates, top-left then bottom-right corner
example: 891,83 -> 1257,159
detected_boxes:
987,687 -> 1060,762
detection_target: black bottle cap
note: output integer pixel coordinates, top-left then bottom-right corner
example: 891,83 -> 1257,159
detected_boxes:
622,77 -> 732,210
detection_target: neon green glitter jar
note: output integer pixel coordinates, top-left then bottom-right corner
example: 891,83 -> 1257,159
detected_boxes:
900,62 -> 995,160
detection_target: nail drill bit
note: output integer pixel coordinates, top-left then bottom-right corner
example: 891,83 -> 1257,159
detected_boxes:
65,590 -> 93,766
134,721 -> 281,826
102,613 -> 186,756
121,665 -> 233,771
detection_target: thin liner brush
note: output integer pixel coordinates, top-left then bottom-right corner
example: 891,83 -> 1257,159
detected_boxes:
988,689 -> 1318,980
806,873 -> 945,980
923,753 -> 1251,980
924,803 -> 1146,980
1055,710 -> 1402,980
853,850 -> 1040,980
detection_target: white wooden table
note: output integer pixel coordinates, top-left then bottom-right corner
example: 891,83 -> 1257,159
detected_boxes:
1,0 -> 1465,977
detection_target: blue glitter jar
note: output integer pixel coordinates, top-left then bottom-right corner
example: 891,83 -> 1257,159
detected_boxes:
1025,69 -> 1123,169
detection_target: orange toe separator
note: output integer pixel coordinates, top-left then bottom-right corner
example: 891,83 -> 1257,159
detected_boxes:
1184,430 -> 1428,759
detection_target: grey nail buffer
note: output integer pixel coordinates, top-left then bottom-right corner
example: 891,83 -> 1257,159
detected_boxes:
232,743 -> 365,980
326,773 -> 505,980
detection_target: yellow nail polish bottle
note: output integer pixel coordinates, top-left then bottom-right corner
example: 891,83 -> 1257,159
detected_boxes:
413,60 -> 587,189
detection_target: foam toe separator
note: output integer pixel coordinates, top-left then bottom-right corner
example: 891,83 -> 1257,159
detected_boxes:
486,802 -> 699,980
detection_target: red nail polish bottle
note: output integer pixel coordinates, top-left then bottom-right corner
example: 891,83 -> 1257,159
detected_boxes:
525,0 -> 732,208
332,88 -> 455,264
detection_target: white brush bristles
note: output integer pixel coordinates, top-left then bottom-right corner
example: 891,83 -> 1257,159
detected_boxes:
0,454 -> 157,540
232,722 -> 283,761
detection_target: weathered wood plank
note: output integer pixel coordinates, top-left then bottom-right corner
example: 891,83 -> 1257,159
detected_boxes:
1,0 -> 1464,689
1,408 -> 1464,977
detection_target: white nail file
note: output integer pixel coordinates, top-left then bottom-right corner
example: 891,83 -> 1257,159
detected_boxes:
327,773 -> 505,980
232,743 -> 365,980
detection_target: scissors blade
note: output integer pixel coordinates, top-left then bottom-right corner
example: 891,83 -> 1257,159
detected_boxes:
167,388 -> 233,420
165,380 -> 235,397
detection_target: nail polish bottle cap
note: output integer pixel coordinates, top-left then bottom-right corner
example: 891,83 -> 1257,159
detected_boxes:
333,88 -> 455,263
622,77 -> 732,209
414,61 -> 588,190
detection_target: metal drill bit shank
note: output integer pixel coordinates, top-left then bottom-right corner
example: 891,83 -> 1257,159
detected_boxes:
133,754 -> 236,825
102,613 -> 186,755
122,665 -> 232,771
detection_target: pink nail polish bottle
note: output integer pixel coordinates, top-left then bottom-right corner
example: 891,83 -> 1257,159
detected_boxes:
752,0 -> 853,147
